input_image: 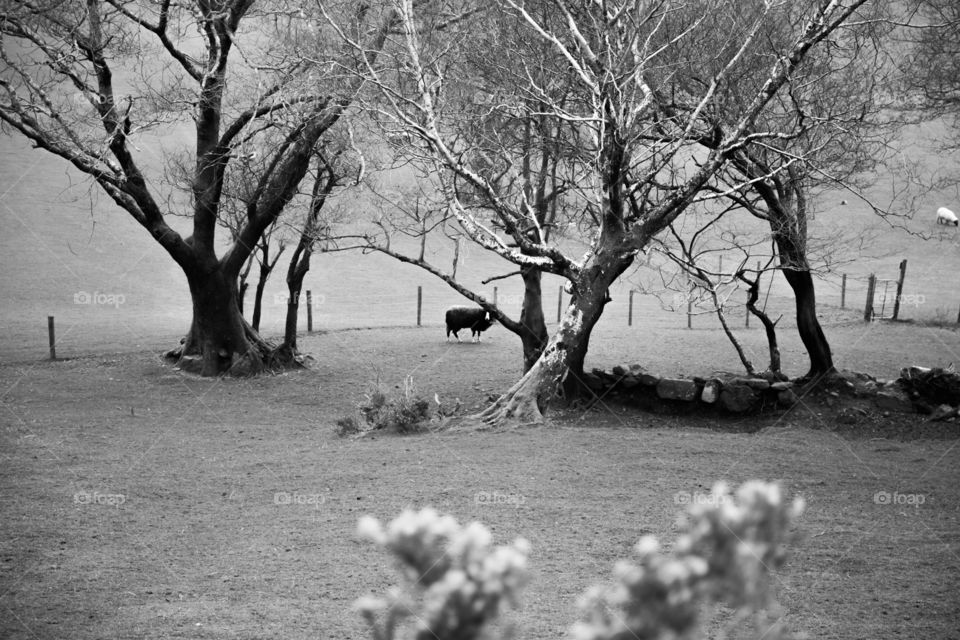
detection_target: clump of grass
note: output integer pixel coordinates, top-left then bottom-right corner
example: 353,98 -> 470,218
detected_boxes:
336,376 -> 432,436
916,307 -> 960,329
334,415 -> 361,437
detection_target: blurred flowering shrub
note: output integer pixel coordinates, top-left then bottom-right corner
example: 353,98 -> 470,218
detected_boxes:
355,481 -> 804,640
573,481 -> 804,640
355,507 -> 530,640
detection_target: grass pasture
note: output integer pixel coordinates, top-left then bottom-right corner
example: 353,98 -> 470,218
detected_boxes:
2,325 -> 960,639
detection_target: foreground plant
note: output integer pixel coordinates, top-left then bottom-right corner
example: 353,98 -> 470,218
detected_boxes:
573,481 -> 804,640
355,481 -> 803,640
355,508 -> 530,640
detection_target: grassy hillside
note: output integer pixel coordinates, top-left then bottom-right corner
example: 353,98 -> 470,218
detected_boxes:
2,119 -> 959,366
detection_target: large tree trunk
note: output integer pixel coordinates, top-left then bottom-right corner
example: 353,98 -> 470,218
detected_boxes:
518,265 -> 549,372
167,260 -> 273,376
781,266 -> 834,379
774,229 -> 834,379
561,286 -> 612,397
474,255 -> 630,428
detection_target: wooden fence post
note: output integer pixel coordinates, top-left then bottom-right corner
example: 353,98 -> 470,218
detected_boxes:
892,259 -> 907,320
557,286 -> 563,323
417,286 -> 422,327
493,286 -> 498,306
841,273 -> 847,308
628,289 -> 634,326
864,274 -> 876,322
48,316 -> 56,360
687,298 -> 693,329
306,291 -> 313,332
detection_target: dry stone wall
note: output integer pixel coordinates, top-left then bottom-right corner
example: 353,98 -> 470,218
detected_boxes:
580,364 -> 960,421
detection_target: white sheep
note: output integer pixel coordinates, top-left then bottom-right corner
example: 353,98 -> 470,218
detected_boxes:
937,206 -> 958,226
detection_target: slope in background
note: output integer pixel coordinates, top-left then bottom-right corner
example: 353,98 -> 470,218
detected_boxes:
1,123 -> 958,363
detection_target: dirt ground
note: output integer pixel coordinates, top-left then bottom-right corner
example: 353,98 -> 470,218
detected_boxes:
1,323 -> 959,639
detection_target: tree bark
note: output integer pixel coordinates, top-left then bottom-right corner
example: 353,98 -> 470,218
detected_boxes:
251,261 -> 267,332
237,252 -> 254,314
780,266 -> 834,379
474,253 -> 630,428
251,241 -> 284,332
168,259 -> 272,376
770,206 -> 834,379
476,288 -> 607,427
518,265 -> 549,372
560,285 -> 612,399
281,253 -> 311,356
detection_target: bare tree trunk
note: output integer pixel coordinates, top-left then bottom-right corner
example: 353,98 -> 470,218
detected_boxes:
782,267 -> 833,379
278,160 -> 337,359
715,302 -> 757,377
237,255 -> 253,315
474,255 -> 629,428
251,262 -> 267,332
249,241 -> 285,332
518,265 -> 549,372
274,238 -> 311,364
281,253 -> 311,356
169,260 -> 272,376
251,252 -> 268,332
476,290 -> 606,427
774,235 -> 834,379
559,287 -> 611,398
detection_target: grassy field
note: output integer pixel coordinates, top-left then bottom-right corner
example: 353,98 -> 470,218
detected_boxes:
1,326 -> 959,639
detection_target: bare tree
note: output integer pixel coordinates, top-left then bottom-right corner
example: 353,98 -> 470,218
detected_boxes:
652,211 -> 782,378
212,151 -> 287,332
344,4 -> 582,373
897,0 -> 960,148
278,146 -> 353,358
0,0 -> 401,375
357,128 -> 576,372
333,0 -> 873,426
694,3 -> 902,380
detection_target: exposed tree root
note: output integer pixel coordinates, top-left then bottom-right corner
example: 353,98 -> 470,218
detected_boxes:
164,320 -> 308,377
474,391 -> 545,429
793,367 -> 842,393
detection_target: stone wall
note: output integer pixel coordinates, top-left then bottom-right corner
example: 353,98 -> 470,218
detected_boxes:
581,365 -> 797,414
580,364 -> 960,421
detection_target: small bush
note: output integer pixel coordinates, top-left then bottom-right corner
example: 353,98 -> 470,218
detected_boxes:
337,376 -> 433,436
